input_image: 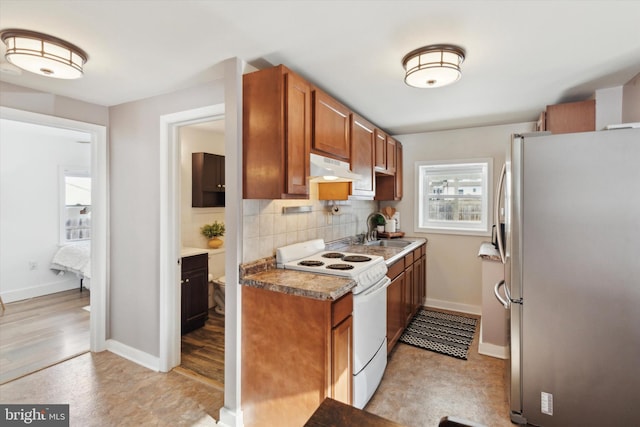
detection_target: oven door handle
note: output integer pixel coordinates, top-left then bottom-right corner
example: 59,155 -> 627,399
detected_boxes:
360,276 -> 391,298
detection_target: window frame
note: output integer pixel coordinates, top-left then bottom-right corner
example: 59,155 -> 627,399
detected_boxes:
414,158 -> 493,236
59,166 -> 92,244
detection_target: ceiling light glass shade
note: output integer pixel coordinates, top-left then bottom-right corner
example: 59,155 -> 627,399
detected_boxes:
0,29 -> 88,79
402,45 -> 465,88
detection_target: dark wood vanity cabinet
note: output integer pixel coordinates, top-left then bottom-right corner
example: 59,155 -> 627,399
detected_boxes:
181,253 -> 208,334
192,152 -> 225,207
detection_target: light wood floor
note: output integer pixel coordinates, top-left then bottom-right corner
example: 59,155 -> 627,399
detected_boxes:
176,308 -> 225,389
0,289 -> 90,384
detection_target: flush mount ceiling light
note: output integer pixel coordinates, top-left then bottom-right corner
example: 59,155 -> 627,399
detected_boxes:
402,44 -> 465,88
0,29 -> 88,79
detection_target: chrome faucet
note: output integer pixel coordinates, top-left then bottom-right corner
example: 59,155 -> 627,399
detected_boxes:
365,212 -> 385,242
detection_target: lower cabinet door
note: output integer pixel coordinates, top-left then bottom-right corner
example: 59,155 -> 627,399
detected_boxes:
386,272 -> 405,353
331,315 -> 353,405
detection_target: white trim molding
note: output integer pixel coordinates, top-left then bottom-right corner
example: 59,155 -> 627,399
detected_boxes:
0,106 -> 108,353
478,323 -> 509,359
426,298 -> 481,316
105,340 -> 160,372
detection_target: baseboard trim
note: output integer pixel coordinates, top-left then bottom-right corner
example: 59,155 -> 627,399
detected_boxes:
217,406 -> 244,427
105,339 -> 160,372
425,298 -> 481,316
478,325 -> 509,359
1,280 -> 81,303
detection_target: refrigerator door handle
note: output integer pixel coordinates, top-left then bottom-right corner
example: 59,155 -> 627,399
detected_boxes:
494,279 -> 510,309
495,163 -> 506,264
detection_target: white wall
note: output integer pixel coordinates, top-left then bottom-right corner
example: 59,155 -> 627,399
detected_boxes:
0,119 -> 91,302
108,80 -> 225,357
393,122 -> 535,314
622,72 -> 640,123
179,125 -> 225,249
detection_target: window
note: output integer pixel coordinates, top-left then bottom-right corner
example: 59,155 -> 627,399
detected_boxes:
60,168 -> 91,243
415,159 -> 492,235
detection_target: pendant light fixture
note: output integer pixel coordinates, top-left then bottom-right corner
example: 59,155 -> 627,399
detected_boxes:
402,44 -> 465,88
0,29 -> 88,79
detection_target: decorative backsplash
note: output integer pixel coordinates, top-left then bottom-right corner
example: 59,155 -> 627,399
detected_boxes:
242,185 -> 377,263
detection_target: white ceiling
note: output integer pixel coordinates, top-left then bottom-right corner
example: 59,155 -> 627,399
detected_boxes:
1,0 -> 639,134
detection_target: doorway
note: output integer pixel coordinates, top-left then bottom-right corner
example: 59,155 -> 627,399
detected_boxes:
176,119 -> 226,387
0,107 -> 108,382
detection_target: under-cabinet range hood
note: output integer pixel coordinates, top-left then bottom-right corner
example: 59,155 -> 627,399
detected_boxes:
309,153 -> 361,182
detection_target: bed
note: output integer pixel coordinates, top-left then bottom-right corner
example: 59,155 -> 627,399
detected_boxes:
50,241 -> 91,290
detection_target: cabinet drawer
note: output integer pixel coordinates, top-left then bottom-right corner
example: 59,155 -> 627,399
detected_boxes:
182,253 -> 208,273
387,259 -> 404,280
404,251 -> 414,265
332,292 -> 353,327
412,247 -> 422,261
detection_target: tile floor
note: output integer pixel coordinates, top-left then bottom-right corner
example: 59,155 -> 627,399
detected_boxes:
366,314 -> 513,427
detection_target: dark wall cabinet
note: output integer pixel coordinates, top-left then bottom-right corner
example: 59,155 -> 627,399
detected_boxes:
192,152 -> 225,207
181,253 -> 209,334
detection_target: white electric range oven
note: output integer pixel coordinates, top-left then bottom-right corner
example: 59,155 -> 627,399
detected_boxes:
276,239 -> 390,409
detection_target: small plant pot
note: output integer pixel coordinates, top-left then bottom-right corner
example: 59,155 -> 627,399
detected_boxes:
208,237 -> 223,249
376,225 -> 385,233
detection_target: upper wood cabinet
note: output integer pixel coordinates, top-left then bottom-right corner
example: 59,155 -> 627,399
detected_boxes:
192,152 -> 225,207
243,65 -> 311,199
374,130 -> 396,175
375,141 -> 403,201
312,88 -> 351,161
349,114 -> 375,199
537,99 -> 595,134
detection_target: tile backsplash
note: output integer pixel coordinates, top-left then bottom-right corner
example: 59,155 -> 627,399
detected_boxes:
242,185 -> 378,263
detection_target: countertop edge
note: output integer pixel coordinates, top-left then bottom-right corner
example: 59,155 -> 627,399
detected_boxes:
241,271 -> 356,301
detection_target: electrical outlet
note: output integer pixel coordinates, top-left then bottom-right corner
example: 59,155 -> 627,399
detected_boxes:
29,261 -> 38,270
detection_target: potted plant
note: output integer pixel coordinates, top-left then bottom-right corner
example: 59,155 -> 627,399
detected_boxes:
201,221 -> 225,248
375,214 -> 386,233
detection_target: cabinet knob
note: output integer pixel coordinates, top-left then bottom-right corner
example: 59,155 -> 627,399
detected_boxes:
217,184 -> 221,188
185,278 -> 190,283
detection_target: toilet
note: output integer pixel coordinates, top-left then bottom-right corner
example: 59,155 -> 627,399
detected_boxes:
211,275 -> 225,315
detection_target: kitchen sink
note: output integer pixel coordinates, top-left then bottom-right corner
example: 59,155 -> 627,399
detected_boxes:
364,239 -> 413,248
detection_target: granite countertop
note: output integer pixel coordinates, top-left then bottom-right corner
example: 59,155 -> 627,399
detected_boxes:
239,237 -> 426,300
242,269 -> 356,301
337,237 -> 427,266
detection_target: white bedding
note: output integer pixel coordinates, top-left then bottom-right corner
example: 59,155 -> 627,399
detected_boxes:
50,241 -> 91,280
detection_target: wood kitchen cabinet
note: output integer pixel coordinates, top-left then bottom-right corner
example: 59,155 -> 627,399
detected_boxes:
181,253 -> 208,334
386,258 -> 406,354
537,99 -> 595,134
375,141 -> 403,201
387,242 -> 427,354
374,130 -> 396,175
312,88 -> 351,161
242,287 -> 353,427
243,65 -> 311,199
349,114 -> 376,199
192,152 -> 224,207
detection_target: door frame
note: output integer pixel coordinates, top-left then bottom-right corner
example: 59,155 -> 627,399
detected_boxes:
158,104 -> 225,370
0,106 -> 109,352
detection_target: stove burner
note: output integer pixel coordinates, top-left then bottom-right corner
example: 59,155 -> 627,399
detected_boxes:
322,252 -> 345,259
326,263 -> 355,270
342,255 -> 372,263
298,260 -> 324,267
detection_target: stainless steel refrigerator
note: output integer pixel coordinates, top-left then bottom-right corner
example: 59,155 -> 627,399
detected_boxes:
494,128 -> 640,426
